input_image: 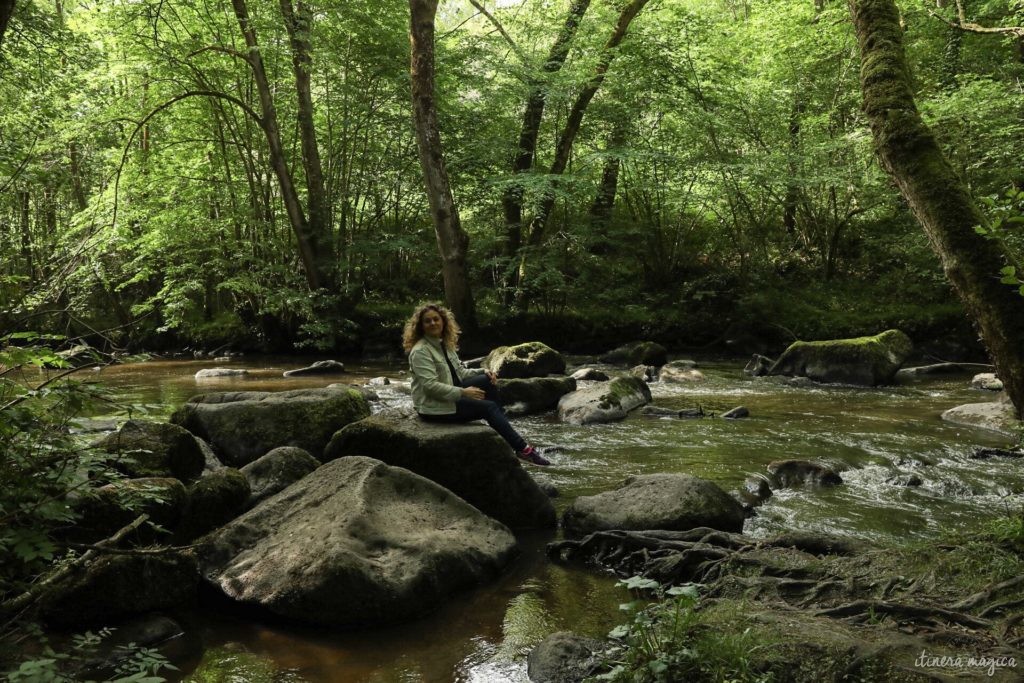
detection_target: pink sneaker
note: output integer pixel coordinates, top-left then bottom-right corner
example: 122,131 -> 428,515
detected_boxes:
516,445 -> 551,466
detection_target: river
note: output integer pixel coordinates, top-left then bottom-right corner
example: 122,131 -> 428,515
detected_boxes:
84,356 -> 1018,682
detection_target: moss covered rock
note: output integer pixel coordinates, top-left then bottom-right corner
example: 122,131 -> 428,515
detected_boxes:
599,341 -> 668,367
74,477 -> 188,542
323,416 -> 555,530
94,420 -> 206,481
498,376 -> 577,416
176,468 -> 251,542
557,376 -> 652,425
170,386 -> 370,467
767,329 -> 912,386
562,473 -> 745,537
483,341 -> 566,378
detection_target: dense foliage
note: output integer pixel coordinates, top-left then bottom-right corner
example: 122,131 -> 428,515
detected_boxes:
0,0 -> 1022,351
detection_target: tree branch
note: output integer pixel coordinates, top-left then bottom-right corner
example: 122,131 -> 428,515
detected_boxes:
467,0 -> 528,63
926,1 -> 1024,38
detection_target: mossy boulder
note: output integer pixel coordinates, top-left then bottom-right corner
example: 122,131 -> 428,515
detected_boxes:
599,341 -> 668,367
323,416 -> 555,530
176,468 -> 251,542
38,553 -> 200,627
498,376 -> 577,416
170,386 -> 370,467
240,446 -> 319,508
527,631 -> 603,683
74,477 -> 188,542
767,329 -> 912,386
562,473 -> 745,537
483,341 -> 566,378
557,376 -> 652,425
197,456 -> 518,627
93,420 -> 205,481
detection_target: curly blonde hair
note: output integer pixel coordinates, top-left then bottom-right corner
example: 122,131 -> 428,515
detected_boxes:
402,302 -> 461,352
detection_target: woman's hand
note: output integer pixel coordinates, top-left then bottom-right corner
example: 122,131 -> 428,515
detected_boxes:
485,370 -> 498,385
461,386 -> 486,400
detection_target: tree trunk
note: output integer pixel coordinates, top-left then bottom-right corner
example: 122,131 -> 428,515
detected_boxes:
526,0 -> 651,249
68,142 -> 88,211
409,0 -> 477,330
19,189 -> 32,279
0,0 -> 14,54
279,0 -> 332,288
500,0 -> 591,300
231,0 -> 322,291
587,117 -> 629,254
850,0 -> 1024,418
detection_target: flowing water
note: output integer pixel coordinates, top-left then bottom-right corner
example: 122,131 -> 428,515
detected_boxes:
82,356 -> 1020,682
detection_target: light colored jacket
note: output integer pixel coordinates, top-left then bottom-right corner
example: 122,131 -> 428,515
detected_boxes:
409,336 -> 485,415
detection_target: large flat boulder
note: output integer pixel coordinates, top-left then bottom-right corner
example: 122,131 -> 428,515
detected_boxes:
562,473 -> 745,537
941,401 -> 1021,438
323,417 -> 555,530
557,376 -> 651,425
170,387 -> 370,467
767,329 -> 912,386
483,342 -> 566,378
197,457 -> 518,627
498,376 -> 577,416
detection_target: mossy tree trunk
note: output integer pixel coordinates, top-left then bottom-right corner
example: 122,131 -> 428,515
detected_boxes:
409,0 -> 477,330
849,0 -> 1024,418
0,0 -> 14,54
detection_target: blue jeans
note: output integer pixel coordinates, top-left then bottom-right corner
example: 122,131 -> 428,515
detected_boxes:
419,373 -> 528,452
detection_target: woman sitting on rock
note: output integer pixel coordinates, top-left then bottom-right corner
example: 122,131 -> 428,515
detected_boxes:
403,302 -> 550,466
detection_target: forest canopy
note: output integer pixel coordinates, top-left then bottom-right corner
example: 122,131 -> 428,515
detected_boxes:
0,0 -> 1022,353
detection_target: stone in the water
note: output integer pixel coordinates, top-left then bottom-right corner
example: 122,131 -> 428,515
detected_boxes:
497,376 -> 576,416
629,364 -> 658,382
886,474 -> 924,486
767,460 -> 843,488
323,416 -> 555,530
283,360 -> 346,377
744,354 -> 773,376
562,473 -> 745,536
527,631 -> 603,683
570,367 -> 609,381
197,456 -> 518,627
970,447 -> 1024,460
721,406 -> 749,419
483,341 -> 566,378
195,368 -> 248,379
658,360 -> 703,383
368,376 -> 391,385
971,372 -> 1004,391
171,386 -> 370,467
599,341 -> 667,367
557,376 -> 652,425
738,475 -> 773,507
240,446 -> 319,507
941,401 -> 1021,438
767,329 -> 912,386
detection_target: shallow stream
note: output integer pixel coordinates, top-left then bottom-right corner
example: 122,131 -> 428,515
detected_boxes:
84,356 -> 1019,682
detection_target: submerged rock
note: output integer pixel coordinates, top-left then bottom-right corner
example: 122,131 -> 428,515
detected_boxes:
527,631 -> 603,683
283,360 -> 346,377
628,364 -> 658,382
767,329 -> 912,386
323,416 -> 555,530
557,376 -> 652,425
895,362 -> 990,381
195,368 -> 248,379
599,341 -> 667,367
562,473 -> 745,536
170,386 -> 370,467
744,354 -> 773,377
569,367 -> 610,382
639,405 -> 705,419
483,341 -> 566,378
498,376 -> 577,416
658,360 -> 703,383
93,420 -> 206,481
767,460 -> 843,488
197,456 -> 518,627
721,406 -> 750,419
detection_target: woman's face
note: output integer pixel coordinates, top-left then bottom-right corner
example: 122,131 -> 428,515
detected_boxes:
421,309 -> 445,339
